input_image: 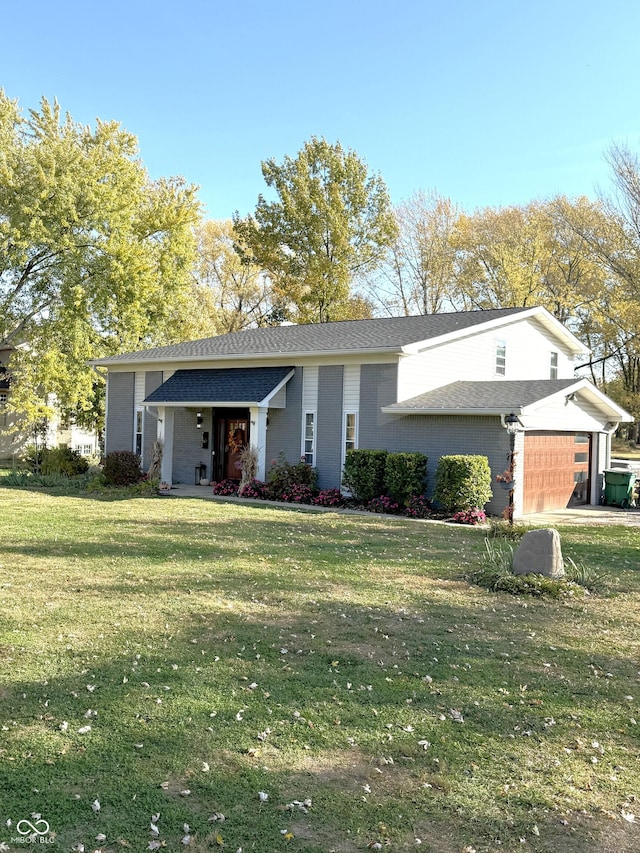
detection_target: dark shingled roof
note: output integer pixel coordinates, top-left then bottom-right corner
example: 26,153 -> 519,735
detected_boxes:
144,366 -> 294,404
96,308 -> 528,364
386,379 -> 579,411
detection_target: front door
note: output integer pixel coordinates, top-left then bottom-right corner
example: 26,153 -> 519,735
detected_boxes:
224,417 -> 249,480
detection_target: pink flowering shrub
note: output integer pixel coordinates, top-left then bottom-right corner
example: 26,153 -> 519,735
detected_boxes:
238,478 -> 270,499
313,488 -> 346,508
280,483 -> 316,504
366,495 -> 400,514
452,507 -> 486,525
405,495 -> 432,518
212,479 -> 239,496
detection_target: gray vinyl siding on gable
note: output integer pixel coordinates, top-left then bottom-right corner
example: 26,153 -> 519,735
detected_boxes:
143,371 -> 163,468
265,367 -> 303,466
316,365 -> 344,489
105,372 -> 135,455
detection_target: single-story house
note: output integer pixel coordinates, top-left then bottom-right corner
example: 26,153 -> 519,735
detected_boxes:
92,306 -> 632,518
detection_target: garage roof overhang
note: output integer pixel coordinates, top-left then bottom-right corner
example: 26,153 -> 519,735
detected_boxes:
143,366 -> 295,408
382,378 -> 633,422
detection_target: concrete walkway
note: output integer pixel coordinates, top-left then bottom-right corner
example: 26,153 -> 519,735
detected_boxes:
166,484 -> 640,527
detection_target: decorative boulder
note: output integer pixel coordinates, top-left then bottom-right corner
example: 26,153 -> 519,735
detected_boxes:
512,528 -> 564,579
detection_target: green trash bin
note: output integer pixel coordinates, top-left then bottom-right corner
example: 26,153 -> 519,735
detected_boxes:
603,469 -> 635,508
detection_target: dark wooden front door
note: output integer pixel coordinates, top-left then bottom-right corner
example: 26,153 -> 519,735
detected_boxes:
224,417 -> 248,480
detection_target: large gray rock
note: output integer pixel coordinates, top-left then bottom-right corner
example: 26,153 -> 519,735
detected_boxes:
512,528 -> 564,578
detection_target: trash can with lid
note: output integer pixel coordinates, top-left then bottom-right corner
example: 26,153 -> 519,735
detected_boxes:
603,469 -> 635,508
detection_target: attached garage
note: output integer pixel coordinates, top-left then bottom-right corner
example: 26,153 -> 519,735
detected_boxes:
522,431 -> 591,514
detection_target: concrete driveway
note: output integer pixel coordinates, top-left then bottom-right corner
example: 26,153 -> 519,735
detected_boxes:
522,504 -> 640,527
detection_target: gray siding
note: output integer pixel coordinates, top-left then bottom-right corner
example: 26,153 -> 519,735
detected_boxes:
105,372 -> 135,454
359,364 -> 509,512
173,407 -> 213,484
359,363 -> 398,447
316,365 -> 344,489
143,372 -> 163,469
266,368 -> 302,466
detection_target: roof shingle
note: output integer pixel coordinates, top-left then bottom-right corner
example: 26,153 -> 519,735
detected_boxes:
96,308 -> 527,364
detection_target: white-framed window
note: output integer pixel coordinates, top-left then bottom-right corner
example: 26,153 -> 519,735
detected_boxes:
495,340 -> 506,376
134,407 -> 144,457
0,392 -> 6,407
303,411 -> 315,465
0,392 -> 6,427
550,351 -> 558,379
344,411 -> 358,460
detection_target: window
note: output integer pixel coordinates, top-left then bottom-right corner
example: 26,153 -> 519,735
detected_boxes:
0,392 -> 6,407
303,412 -> 315,465
550,351 -> 558,379
134,407 -> 144,457
495,340 -> 506,376
0,392 -> 6,427
344,412 -> 357,457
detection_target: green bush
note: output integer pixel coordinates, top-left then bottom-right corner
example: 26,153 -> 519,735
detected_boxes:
103,450 -> 143,486
266,453 -> 317,500
40,446 -> 89,476
434,454 -> 492,512
342,449 -> 387,502
383,452 -> 427,504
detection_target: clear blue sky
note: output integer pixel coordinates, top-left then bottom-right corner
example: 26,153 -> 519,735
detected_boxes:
2,0 -> 639,220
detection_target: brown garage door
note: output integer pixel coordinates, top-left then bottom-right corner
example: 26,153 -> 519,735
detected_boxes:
523,432 -> 591,514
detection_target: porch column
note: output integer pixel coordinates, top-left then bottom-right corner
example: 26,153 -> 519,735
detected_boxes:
157,406 -> 174,485
249,406 -> 268,481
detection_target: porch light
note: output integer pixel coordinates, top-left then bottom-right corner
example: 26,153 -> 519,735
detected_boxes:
196,411 -> 203,429
504,412 -> 519,435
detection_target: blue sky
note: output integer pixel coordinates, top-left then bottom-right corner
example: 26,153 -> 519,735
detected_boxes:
2,0 -> 639,221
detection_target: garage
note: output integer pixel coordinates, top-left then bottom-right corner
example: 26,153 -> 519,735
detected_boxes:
523,431 -> 591,514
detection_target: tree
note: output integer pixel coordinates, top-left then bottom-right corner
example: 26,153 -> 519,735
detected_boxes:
192,220 -> 274,332
233,137 -> 397,323
451,199 -> 605,325
368,190 -> 460,316
555,145 -> 640,437
0,91 -> 201,429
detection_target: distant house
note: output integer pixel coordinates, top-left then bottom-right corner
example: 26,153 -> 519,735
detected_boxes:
0,346 -> 100,463
92,307 -> 632,517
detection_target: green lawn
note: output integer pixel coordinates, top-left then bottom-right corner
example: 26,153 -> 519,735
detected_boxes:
1,488 -> 639,853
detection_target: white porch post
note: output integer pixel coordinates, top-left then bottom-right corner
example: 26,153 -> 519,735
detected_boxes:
157,406 -> 174,484
250,406 -> 268,481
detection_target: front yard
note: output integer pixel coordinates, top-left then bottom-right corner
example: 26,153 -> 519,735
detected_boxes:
0,487 -> 638,852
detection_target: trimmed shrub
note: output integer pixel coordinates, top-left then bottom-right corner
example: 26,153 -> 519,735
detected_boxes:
40,446 -> 90,476
383,452 -> 427,505
103,451 -> 143,486
342,449 -> 387,502
434,455 -> 492,512
266,453 -> 317,500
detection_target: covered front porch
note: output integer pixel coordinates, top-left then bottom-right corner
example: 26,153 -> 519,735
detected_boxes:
143,366 -> 295,486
